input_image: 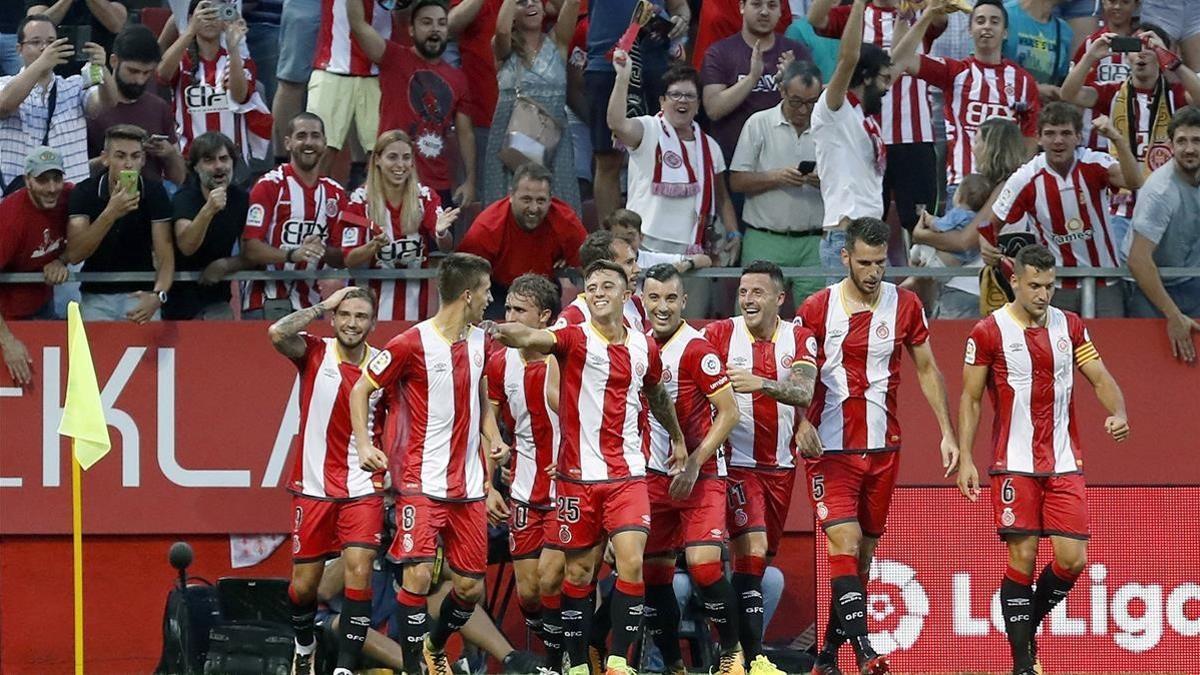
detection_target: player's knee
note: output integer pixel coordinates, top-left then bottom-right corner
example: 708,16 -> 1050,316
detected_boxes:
614,552 -> 644,582
1007,540 -> 1038,571
1057,550 -> 1087,575
516,581 -> 541,606
343,560 -> 374,589
454,576 -> 484,605
538,564 -> 565,597
403,565 -> 434,595
288,578 -> 318,605
563,559 -> 593,587
826,533 -> 861,558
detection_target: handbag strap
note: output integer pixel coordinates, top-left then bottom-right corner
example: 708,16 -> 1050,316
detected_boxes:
42,80 -> 58,147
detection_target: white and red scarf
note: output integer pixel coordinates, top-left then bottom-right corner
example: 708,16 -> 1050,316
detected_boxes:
847,92 -> 887,176
651,114 -> 716,245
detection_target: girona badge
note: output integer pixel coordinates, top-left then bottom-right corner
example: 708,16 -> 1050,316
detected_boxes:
1001,507 -> 1016,527
559,525 -> 573,545
324,198 -> 339,219
473,351 -> 484,367
1146,143 -> 1173,170
662,150 -> 683,169
661,367 -> 673,383
635,362 -> 646,377
875,322 -> 891,339
1057,336 -> 1070,353
780,353 -> 794,368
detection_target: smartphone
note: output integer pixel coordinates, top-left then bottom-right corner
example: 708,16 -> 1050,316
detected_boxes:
1110,35 -> 1143,53
797,160 -> 816,175
118,169 -> 140,196
61,24 -> 91,54
148,134 -> 171,144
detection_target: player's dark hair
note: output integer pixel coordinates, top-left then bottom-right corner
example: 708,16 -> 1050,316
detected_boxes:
661,64 -> 702,97
438,253 -> 492,303
1168,105 -> 1200,139
187,131 -> 239,171
17,14 -> 54,43
288,111 -> 326,136
844,217 -> 890,252
602,208 -> 642,233
579,230 -> 617,269
850,44 -> 892,89
972,0 -> 1009,28
508,273 -> 560,317
643,263 -> 682,286
104,123 -> 148,148
583,259 -> 628,288
113,24 -> 161,63
1139,23 -> 1171,48
337,287 -> 379,316
1038,101 -> 1083,133
1013,244 -> 1056,273
511,161 -> 553,191
741,259 -> 785,291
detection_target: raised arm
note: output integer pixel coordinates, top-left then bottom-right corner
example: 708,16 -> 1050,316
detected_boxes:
448,0 -> 486,37
82,0 -> 129,34
826,0 -> 868,111
807,0 -> 840,32
1093,115 -> 1144,190
345,0 -> 387,65
702,40 -> 765,121
552,0 -> 580,53
909,340 -> 959,475
607,50 -> 646,149
0,38 -> 71,117
955,362 -> 987,501
891,3 -> 940,76
1060,34 -> 1107,108
267,287 -> 355,357
493,0 -> 518,62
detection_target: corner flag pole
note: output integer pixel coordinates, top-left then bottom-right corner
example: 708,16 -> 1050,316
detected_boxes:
58,302 -> 112,675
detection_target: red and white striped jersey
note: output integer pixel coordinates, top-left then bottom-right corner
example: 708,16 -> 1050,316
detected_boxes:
243,164 -> 347,312
365,321 -> 489,501
703,316 -> 817,470
314,0 -> 393,76
555,294 -> 648,331
1089,80 -> 1186,217
332,185 -> 443,321
916,55 -> 1041,186
170,50 -> 272,163
487,347 -> 559,508
646,323 -> 731,477
817,3 -> 943,144
796,282 -> 929,453
965,305 -> 1099,475
552,322 -> 662,483
289,334 -> 387,500
1072,28 -> 1132,151
991,148 -> 1121,288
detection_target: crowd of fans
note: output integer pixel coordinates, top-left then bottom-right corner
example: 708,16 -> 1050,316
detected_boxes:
2,0 -> 1200,379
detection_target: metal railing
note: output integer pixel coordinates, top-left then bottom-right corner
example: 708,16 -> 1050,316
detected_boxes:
2,266 -> 1197,318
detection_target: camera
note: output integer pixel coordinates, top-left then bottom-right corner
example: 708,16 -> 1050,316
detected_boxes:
215,1 -> 239,22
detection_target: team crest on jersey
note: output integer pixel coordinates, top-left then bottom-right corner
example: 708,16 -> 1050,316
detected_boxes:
1056,336 -> 1070,353
635,362 -> 646,377
402,533 -> 414,552
780,353 -> 794,368
473,351 -> 484,367
559,525 -> 572,544
733,508 -> 748,527
1001,507 -> 1016,527
1147,143 -> 1173,170
247,204 -> 265,228
700,354 -> 722,376
1004,84 -> 1015,98
662,150 -> 683,169
661,367 -> 673,383
875,322 -> 890,339
964,337 -> 977,364
806,336 -> 818,358
325,198 -> 339,219
368,350 -> 392,375
816,502 -> 829,520
1066,218 -> 1084,232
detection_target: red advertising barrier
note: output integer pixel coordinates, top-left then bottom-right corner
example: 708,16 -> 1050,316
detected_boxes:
0,319 -> 1198,534
816,487 -> 1200,672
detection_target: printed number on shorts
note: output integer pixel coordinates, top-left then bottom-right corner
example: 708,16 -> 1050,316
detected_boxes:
557,496 -> 581,523
401,504 -> 416,531
1000,478 -> 1016,505
514,504 -> 529,529
811,474 -> 825,500
727,482 -> 747,508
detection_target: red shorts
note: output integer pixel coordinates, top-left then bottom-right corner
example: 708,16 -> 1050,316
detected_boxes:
804,451 -> 899,539
991,472 -> 1090,540
726,467 -> 796,556
552,478 -> 650,552
387,494 -> 488,577
508,501 -> 554,560
291,494 -> 383,563
645,473 -> 727,557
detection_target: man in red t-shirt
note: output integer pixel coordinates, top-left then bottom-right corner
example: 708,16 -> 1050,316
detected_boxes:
0,147 -> 72,386
457,163 -> 587,318
346,0 -> 475,206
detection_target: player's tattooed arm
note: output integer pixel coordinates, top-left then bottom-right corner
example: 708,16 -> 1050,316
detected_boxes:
644,382 -> 685,442
268,286 -> 358,358
761,361 -> 817,407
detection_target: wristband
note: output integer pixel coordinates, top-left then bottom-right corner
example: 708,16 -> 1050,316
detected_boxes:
725,230 -> 741,241
285,248 -> 295,264
683,258 -> 696,272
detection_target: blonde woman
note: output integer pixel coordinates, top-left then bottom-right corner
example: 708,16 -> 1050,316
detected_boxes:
334,130 -> 460,321
482,0 -> 581,210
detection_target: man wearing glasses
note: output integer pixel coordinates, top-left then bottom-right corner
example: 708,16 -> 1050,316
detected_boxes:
730,59 -> 826,306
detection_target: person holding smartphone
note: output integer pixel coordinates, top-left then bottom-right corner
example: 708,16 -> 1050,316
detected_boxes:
729,59 -> 827,307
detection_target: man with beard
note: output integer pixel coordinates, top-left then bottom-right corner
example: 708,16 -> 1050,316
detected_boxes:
242,112 -> 346,318
811,0 -> 892,274
352,253 -> 507,675
457,163 -> 588,318
0,146 -> 72,385
796,217 -> 957,674
267,285 -> 389,675
167,132 -> 250,320
346,0 -> 475,207
87,25 -> 185,186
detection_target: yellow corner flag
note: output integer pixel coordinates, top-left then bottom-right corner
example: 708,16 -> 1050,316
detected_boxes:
58,301 -> 110,469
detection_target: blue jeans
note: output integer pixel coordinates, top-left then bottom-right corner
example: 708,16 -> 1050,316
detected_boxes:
1126,277 -> 1200,318
246,22 -> 280,105
819,229 -> 847,285
0,33 -> 19,76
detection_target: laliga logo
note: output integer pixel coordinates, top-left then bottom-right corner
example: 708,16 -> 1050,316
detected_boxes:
866,559 -> 930,654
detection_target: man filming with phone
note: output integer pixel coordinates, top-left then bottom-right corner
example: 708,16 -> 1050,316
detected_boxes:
729,59 -> 826,306
65,123 -> 174,322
